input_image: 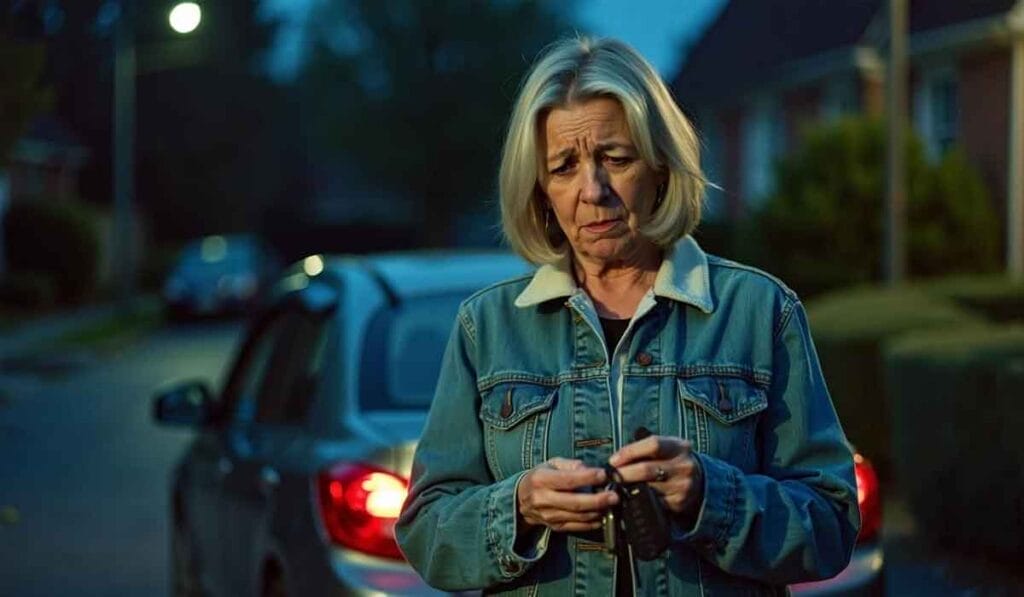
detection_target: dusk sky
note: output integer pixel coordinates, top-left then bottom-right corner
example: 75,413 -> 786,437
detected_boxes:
262,0 -> 727,79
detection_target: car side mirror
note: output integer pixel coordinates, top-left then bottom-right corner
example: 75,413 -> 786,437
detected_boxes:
153,380 -> 215,427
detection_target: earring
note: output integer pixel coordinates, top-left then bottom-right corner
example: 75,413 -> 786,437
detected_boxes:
654,182 -> 666,209
544,207 -> 563,246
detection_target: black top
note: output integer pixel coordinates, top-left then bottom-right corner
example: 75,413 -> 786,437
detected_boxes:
599,316 -> 630,352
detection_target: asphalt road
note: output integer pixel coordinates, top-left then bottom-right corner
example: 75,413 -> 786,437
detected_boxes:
0,320 -> 244,597
1,318 -> 1020,597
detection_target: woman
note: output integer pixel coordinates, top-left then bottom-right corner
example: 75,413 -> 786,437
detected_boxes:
396,36 -> 859,595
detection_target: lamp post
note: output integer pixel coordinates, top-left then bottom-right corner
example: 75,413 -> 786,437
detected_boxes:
885,0 -> 908,286
112,2 -> 201,312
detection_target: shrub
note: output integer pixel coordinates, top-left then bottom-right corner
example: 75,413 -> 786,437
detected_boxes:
806,285 -> 984,478
918,275 -> 1024,322
0,270 -> 56,309
743,117 -> 1000,297
885,327 -> 1024,563
2,200 -> 101,304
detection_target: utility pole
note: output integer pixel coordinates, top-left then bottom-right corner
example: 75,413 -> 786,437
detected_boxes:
885,0 -> 908,285
111,2 -> 203,312
1008,4 -> 1024,279
113,1 -> 136,312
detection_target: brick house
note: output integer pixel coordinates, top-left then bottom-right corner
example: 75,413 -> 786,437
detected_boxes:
0,116 -> 91,275
671,0 -> 1023,247
4,116 -> 90,205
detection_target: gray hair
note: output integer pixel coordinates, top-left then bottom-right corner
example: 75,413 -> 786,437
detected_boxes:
499,36 -> 706,264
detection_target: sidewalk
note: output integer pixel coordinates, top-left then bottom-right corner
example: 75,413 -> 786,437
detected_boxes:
0,296 -> 156,363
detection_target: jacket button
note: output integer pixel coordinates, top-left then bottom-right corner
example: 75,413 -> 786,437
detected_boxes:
717,396 -> 734,413
635,352 -> 653,366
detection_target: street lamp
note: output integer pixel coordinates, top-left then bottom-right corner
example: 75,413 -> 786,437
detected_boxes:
168,2 -> 202,35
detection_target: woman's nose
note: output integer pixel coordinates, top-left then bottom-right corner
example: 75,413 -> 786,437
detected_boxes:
579,163 -> 607,204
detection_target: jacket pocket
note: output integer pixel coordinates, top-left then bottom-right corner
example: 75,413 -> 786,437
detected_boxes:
678,377 -> 768,472
479,383 -> 558,480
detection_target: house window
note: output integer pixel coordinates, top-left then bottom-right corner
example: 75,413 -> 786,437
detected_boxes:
930,76 -> 959,154
822,76 -> 858,121
914,66 -> 959,160
741,96 -> 782,207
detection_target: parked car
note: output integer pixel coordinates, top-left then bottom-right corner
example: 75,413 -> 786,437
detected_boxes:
155,251 -> 532,596
162,234 -> 281,320
154,251 -> 884,597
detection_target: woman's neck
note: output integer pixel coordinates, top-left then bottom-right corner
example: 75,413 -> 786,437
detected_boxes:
572,245 -> 661,319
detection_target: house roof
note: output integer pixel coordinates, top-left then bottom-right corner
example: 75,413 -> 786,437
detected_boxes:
672,0 -> 1017,107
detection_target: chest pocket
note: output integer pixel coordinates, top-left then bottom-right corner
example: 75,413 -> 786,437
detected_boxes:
678,377 -> 768,472
478,383 -> 557,481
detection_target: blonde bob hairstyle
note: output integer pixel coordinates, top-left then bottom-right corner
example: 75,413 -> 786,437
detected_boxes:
499,36 -> 706,265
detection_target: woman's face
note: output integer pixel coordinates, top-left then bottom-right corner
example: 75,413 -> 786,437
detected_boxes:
537,97 -> 664,265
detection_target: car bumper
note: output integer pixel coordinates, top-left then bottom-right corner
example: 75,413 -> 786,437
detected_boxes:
791,542 -> 885,596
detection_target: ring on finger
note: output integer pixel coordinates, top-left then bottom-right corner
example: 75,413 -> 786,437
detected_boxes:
654,466 -> 668,482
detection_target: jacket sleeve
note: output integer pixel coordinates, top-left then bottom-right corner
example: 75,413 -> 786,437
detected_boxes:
674,299 -> 861,584
395,306 -> 550,591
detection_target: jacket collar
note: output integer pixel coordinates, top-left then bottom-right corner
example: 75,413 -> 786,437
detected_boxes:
513,235 -> 715,313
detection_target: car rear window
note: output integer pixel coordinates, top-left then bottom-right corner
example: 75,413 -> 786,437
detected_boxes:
358,293 -> 465,411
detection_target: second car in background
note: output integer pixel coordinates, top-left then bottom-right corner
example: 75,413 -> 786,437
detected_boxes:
162,234 -> 281,320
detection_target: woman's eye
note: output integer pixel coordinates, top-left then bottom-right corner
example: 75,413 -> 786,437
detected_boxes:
550,162 -> 574,175
605,155 -> 632,166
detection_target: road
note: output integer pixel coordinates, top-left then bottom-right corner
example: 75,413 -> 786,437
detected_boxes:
0,320 -> 244,597
1,318 -> 1021,596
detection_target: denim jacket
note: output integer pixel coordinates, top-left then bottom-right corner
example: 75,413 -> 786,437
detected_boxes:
396,237 -> 860,596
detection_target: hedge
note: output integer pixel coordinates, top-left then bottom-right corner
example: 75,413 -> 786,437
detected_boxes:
919,275 -> 1024,323
2,200 -> 101,304
0,271 -> 56,309
885,326 -> 1024,563
806,286 -> 984,478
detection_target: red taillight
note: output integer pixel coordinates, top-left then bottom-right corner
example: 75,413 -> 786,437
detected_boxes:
317,463 -> 409,560
854,453 -> 881,543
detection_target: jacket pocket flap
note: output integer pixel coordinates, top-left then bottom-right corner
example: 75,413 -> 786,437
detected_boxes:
479,383 -> 557,430
678,377 -> 768,425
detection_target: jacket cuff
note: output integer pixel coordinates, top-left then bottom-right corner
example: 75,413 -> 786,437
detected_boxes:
672,452 -> 739,552
485,471 -> 551,581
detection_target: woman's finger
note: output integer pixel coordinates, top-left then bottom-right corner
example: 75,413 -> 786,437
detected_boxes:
530,464 -> 606,491
609,436 -> 691,467
614,458 -> 692,485
548,520 -> 604,533
530,488 -> 618,513
535,507 -> 604,525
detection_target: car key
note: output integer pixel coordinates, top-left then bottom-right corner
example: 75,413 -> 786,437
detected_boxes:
604,462 -> 670,561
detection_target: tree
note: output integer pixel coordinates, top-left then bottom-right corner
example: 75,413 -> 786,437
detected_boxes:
0,2 -> 51,167
298,0 -> 573,245
745,117 -> 1000,296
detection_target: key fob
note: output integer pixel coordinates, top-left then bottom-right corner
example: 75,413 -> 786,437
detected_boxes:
618,481 -> 670,560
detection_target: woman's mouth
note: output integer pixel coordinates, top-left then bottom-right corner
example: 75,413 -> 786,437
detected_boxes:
582,218 -> 622,233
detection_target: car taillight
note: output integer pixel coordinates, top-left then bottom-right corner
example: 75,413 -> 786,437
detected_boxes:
854,453 -> 881,543
317,463 -> 409,560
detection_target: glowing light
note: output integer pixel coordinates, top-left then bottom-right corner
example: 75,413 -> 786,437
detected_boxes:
361,473 -> 408,518
169,2 -> 201,34
303,255 -> 324,277
200,235 -> 227,262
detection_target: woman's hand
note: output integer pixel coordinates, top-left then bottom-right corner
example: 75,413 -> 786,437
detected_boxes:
609,436 -> 704,518
516,458 -> 619,532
